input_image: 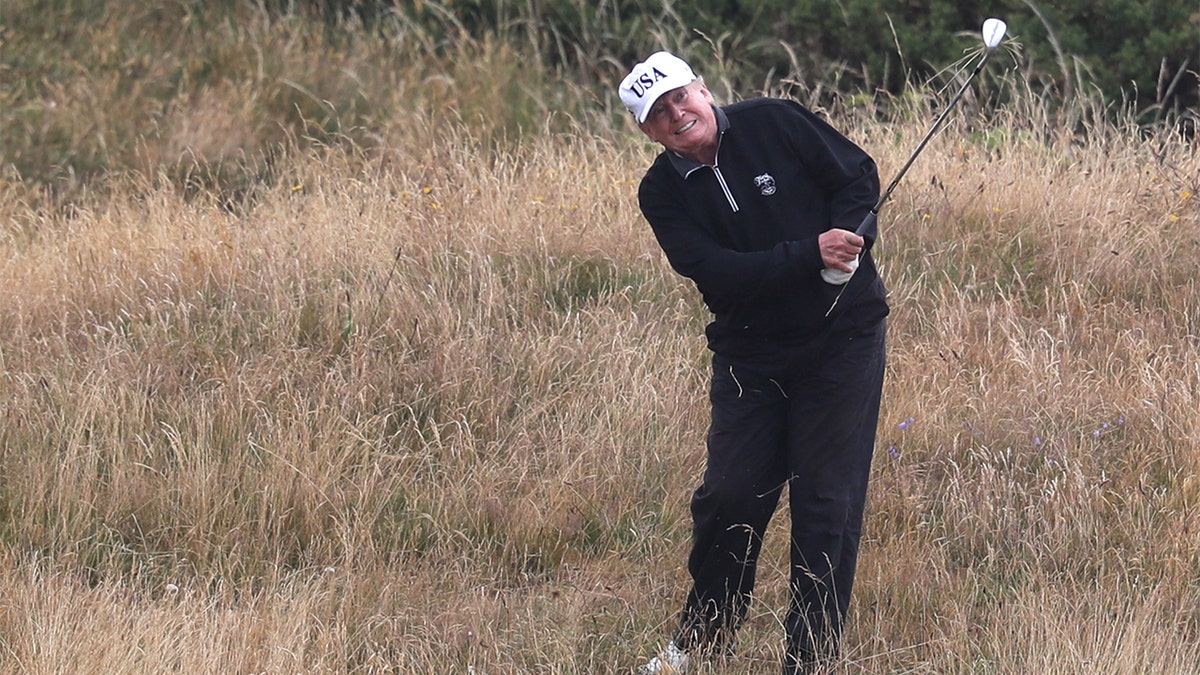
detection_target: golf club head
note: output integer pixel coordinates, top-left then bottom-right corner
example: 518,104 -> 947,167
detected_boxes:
982,18 -> 1007,50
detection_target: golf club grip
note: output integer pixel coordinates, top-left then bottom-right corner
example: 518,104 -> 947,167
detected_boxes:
854,210 -> 879,239
820,211 -> 876,285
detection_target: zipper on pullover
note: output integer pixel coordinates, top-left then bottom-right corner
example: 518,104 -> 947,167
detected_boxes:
684,163 -> 740,212
682,130 -> 739,212
711,166 -> 739,212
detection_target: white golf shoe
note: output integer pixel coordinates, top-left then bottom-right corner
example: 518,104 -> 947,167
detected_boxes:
638,641 -> 689,674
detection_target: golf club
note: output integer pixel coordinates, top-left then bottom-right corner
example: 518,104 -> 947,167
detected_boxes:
822,18 -> 1008,312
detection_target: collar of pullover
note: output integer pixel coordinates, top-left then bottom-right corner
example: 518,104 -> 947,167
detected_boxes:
667,105 -> 730,177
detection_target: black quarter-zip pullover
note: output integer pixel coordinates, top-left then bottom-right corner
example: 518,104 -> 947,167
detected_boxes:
638,98 -> 889,360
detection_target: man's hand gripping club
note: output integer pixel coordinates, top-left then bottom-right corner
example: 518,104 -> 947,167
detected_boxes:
819,229 -> 864,282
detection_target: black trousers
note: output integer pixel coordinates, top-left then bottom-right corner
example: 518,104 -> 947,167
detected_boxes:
673,319 -> 886,671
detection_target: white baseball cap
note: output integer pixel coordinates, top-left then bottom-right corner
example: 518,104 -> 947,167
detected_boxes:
619,51 -> 697,123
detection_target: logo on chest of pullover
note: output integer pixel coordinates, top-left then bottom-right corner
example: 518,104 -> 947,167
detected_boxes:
753,173 -> 776,196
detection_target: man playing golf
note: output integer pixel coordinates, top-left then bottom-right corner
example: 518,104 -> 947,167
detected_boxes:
621,51 -> 889,675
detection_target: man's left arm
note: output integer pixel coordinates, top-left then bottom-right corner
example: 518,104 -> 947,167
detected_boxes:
782,103 -> 881,246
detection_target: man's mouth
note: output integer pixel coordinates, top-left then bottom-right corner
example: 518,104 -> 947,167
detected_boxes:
674,120 -> 697,135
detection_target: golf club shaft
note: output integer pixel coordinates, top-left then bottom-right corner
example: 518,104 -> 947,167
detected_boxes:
824,47 -> 999,315
864,46 -> 998,228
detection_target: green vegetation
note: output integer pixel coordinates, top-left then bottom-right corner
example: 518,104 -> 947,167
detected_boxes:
3,0 -> 1196,199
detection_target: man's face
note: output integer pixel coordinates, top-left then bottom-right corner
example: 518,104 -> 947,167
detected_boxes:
638,82 -> 718,161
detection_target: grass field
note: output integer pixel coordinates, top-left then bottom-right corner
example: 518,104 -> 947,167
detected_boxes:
2,2 -> 1199,673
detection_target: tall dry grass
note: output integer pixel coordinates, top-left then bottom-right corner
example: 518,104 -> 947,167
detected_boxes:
3,3 -> 1200,673
4,105 -> 1199,672
1,0 -> 614,203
